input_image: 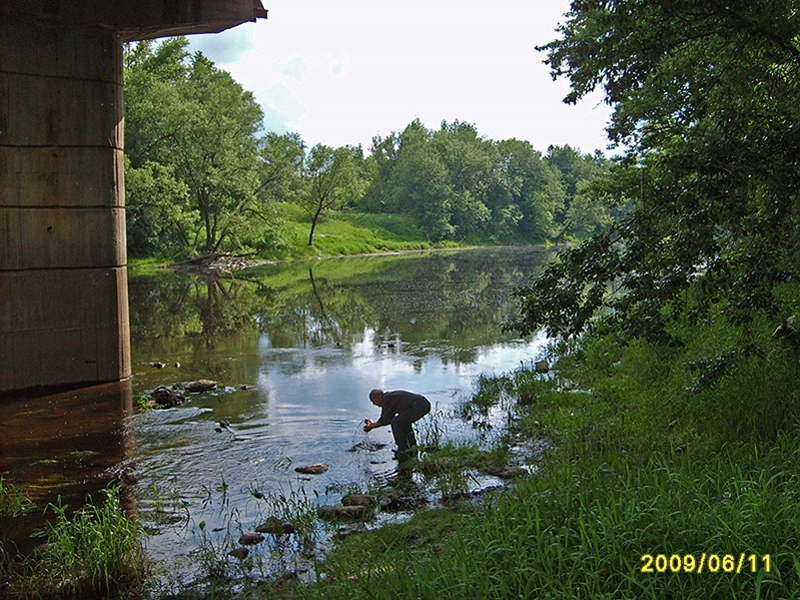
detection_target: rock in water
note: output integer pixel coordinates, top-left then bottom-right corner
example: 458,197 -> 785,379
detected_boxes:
183,379 -> 217,393
486,465 -> 527,479
238,533 -> 265,545
317,505 -> 368,521
347,441 -> 388,452
255,517 -> 295,535
294,463 -> 329,475
151,385 -> 185,407
342,493 -> 375,507
228,547 -> 249,559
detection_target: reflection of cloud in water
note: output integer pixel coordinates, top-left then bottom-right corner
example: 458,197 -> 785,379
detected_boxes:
256,326 -> 549,450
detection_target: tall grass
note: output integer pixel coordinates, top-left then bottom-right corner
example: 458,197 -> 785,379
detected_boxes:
3,487 -> 146,599
314,439 -> 800,600
0,478 -> 32,518
301,309 -> 800,600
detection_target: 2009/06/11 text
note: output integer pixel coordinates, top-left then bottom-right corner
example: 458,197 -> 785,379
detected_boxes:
640,553 -> 771,574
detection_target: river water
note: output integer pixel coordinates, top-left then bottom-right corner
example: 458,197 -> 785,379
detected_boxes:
0,246 -> 552,589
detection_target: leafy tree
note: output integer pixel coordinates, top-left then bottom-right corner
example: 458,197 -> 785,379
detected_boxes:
124,38 -> 265,256
256,132 -> 306,203
546,145 -> 615,239
432,121 -> 493,238
298,144 -> 366,245
489,139 -> 565,242
510,0 -> 800,344
360,132 -> 402,213
387,127 -> 457,242
125,158 -> 195,256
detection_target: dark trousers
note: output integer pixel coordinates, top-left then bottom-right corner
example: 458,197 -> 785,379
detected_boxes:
390,397 -> 431,451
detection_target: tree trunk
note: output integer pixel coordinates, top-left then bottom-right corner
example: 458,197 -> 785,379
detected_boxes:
308,216 -> 317,245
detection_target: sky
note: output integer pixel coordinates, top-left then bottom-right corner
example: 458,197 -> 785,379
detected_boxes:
187,0 -> 612,155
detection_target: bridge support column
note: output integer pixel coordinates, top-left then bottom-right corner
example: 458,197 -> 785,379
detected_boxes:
0,17 -> 130,393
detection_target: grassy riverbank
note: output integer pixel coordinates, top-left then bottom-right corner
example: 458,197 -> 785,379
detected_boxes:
128,202 -> 537,270
297,312 -> 800,599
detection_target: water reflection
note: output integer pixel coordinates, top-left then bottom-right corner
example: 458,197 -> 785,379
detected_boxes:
125,247 -> 551,579
0,247 -> 552,589
0,381 -> 134,554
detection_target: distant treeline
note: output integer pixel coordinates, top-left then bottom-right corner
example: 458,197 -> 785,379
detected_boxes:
124,37 -> 619,259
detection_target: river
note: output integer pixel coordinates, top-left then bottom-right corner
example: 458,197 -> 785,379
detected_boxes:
0,246 -> 552,590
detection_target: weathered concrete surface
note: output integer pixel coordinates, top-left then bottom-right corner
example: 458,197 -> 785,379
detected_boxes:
0,1 -> 265,394
1,0 -> 268,41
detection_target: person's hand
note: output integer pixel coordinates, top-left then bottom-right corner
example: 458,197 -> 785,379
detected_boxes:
363,419 -> 375,432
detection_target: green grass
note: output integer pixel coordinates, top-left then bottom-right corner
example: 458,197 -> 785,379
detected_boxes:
260,205 -> 436,260
0,478 -> 32,518
127,203 -> 534,268
2,487 -> 147,599
286,305 -> 800,600
312,439 -> 800,599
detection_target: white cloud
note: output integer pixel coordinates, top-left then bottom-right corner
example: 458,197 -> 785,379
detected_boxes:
272,55 -> 309,80
188,0 -> 612,154
257,82 -> 306,134
188,23 -> 256,65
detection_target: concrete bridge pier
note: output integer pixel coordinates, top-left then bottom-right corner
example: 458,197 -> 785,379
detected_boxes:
0,2 -> 266,394
0,20 -> 129,393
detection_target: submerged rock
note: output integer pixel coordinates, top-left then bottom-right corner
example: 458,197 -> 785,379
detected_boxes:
341,493 -> 375,507
486,465 -> 527,479
239,533 -> 265,545
317,505 -> 369,521
347,441 -> 388,452
181,379 -> 217,393
228,547 -> 249,559
255,517 -> 296,535
295,463 -> 329,475
151,385 -> 185,408
335,522 -> 368,538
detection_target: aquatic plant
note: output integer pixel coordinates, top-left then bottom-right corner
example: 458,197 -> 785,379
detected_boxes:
5,486 -> 146,599
0,478 -> 33,519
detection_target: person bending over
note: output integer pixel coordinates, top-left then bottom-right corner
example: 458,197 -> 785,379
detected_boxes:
363,389 -> 431,460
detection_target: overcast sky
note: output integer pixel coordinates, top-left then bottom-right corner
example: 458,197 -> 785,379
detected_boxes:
187,0 -> 611,154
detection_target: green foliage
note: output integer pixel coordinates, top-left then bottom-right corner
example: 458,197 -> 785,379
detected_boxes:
362,119 -> 609,244
512,0 -> 800,343
296,144 -> 368,245
125,38 -> 270,256
0,479 -> 32,518
3,487 -> 146,599
124,39 -> 611,260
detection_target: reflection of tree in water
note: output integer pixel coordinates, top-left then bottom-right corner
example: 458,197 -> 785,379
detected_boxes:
129,248 -> 551,358
129,273 -> 262,349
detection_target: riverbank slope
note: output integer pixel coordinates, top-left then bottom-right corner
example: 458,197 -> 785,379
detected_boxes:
128,203 -> 546,272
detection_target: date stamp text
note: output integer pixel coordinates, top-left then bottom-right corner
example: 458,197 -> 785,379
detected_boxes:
640,553 -> 771,574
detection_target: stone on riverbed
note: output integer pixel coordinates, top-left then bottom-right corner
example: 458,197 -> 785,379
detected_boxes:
294,463 -> 329,475
317,505 -> 369,521
181,379 -> 217,393
486,465 -> 527,479
335,522 -> 368,538
255,516 -> 296,535
341,493 -> 375,507
228,547 -> 249,559
151,385 -> 185,408
239,533 -> 265,545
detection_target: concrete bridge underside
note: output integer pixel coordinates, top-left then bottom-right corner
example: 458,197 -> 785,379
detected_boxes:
0,1 -> 266,394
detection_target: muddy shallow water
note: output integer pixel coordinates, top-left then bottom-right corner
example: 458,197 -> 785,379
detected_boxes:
1,247 -> 552,588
